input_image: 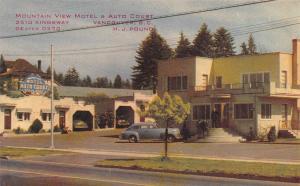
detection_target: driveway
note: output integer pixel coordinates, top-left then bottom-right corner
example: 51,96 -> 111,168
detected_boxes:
1,130 -> 299,163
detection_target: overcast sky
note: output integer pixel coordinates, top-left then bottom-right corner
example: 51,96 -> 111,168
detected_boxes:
0,0 -> 300,80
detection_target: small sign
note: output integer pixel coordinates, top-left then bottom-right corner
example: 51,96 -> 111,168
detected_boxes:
19,74 -> 49,95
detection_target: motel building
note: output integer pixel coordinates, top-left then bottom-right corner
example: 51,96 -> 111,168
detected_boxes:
0,58 -> 154,134
157,39 -> 300,138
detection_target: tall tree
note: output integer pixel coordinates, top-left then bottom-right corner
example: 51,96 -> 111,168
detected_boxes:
214,27 -> 235,57
240,42 -> 249,55
81,75 -> 92,87
248,34 -> 257,54
132,28 -> 172,90
56,73 -> 64,85
123,79 -> 131,89
0,54 -> 6,73
175,32 -> 192,58
113,74 -> 122,88
192,23 -> 214,57
64,67 -> 80,86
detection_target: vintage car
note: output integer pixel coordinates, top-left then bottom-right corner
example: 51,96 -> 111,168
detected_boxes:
119,123 -> 182,143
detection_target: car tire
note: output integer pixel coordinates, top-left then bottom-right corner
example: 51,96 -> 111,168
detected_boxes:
129,135 -> 137,143
167,135 -> 175,143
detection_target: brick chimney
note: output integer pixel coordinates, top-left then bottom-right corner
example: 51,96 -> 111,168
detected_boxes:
292,39 -> 300,86
37,60 -> 41,71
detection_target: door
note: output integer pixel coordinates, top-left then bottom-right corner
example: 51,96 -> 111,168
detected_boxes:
213,104 -> 222,128
59,111 -> 66,129
281,104 -> 288,128
4,109 -> 11,130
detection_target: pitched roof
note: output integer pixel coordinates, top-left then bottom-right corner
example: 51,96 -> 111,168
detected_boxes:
0,59 -> 49,78
57,86 -> 153,98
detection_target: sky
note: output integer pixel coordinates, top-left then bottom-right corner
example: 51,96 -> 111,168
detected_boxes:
0,0 -> 300,80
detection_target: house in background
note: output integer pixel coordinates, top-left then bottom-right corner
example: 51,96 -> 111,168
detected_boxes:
157,39 -> 300,138
0,58 -> 50,92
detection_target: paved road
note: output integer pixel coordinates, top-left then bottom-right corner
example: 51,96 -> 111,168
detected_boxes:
0,159 -> 297,186
1,131 -> 299,163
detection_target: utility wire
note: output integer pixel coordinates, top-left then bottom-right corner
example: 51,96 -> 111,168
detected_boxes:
4,18 -> 299,57
0,0 -> 276,39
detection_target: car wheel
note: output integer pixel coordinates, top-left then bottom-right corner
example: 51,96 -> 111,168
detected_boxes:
129,135 -> 137,143
167,135 -> 175,143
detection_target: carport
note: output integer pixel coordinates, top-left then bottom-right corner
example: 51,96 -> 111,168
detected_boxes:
116,106 -> 134,128
73,111 -> 93,131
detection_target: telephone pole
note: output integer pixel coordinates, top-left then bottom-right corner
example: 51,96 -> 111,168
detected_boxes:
50,44 -> 55,149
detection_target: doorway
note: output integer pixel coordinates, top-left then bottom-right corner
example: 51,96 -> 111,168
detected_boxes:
213,103 -> 229,128
4,109 -> 11,130
59,111 -> 66,129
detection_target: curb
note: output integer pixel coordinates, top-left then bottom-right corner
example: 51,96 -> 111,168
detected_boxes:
94,164 -> 300,183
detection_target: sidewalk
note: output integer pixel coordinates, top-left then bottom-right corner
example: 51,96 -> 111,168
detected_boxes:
5,146 -> 300,165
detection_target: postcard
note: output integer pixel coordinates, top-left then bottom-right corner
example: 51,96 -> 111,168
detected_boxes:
0,0 -> 299,185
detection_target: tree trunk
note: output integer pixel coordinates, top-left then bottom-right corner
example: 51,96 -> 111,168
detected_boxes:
164,119 -> 169,159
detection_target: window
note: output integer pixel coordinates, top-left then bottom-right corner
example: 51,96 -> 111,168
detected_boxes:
193,105 -> 210,120
242,74 -> 249,84
182,76 -> 188,89
216,76 -> 222,88
17,112 -> 30,121
167,75 -> 188,91
202,74 -> 208,87
42,113 -> 51,121
17,112 -> 23,121
281,71 -> 287,88
261,104 -> 271,119
24,113 -> 30,120
234,104 -> 254,119
242,73 -> 270,88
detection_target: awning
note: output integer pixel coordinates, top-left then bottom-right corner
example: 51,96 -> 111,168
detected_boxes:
16,108 -> 32,113
41,109 -> 52,113
55,105 -> 70,110
210,94 -> 231,99
0,103 -> 16,107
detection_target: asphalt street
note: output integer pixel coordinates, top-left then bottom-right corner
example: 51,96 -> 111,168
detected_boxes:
1,130 -> 299,163
0,159 -> 297,186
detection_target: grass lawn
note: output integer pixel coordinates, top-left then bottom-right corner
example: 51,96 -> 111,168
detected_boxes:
96,157 -> 300,182
0,147 -> 70,158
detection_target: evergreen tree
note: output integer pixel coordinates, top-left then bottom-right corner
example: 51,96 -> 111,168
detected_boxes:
113,74 -> 122,88
56,73 -> 64,85
132,28 -> 172,90
123,79 -> 131,89
248,34 -> 257,54
108,80 -> 113,88
94,77 -> 110,88
0,54 -> 6,73
214,27 -> 236,57
46,66 -> 51,75
192,23 -> 214,57
64,67 -> 80,86
175,32 -> 192,58
81,75 -> 92,87
240,42 -> 249,55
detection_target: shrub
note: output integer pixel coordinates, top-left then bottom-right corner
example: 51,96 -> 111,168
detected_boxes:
246,127 -> 256,141
53,125 -> 62,132
267,126 -> 277,142
13,127 -> 26,134
28,119 -> 43,133
7,90 -> 24,98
